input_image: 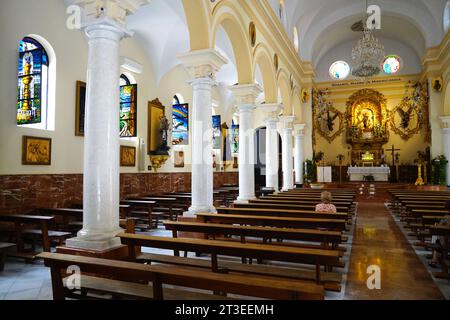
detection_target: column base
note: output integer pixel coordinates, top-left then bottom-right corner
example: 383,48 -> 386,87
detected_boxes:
185,205 -> 217,217
65,236 -> 122,251
234,196 -> 257,204
65,227 -> 124,251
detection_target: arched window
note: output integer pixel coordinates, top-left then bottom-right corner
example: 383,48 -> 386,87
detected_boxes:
279,0 -> 288,28
382,55 -> 401,75
119,74 -> 137,138
172,94 -> 189,145
293,26 -> 299,53
17,36 -> 52,129
444,1 -> 450,33
329,61 -> 350,80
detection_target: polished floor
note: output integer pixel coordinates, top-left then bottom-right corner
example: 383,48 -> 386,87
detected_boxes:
344,201 -> 446,300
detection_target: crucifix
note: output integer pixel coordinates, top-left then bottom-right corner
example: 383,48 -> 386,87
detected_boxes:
386,145 -> 401,182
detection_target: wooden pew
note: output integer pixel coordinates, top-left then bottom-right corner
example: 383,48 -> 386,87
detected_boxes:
164,220 -> 345,250
129,197 -> 183,222
39,252 -> 324,300
245,200 -> 350,212
218,207 -> 348,220
120,200 -> 157,229
0,243 -> 15,271
0,214 -> 71,258
197,213 -> 347,231
119,233 -> 342,285
429,225 -> 450,280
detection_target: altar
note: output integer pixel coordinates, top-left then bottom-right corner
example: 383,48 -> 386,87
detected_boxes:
347,166 -> 390,182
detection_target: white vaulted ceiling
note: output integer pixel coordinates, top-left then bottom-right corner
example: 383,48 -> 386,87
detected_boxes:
270,0 -> 448,71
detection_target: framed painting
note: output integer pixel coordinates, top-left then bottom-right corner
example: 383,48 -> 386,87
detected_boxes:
147,99 -> 166,154
22,136 -> 52,165
75,81 -> 86,137
174,151 -> 185,168
120,146 -> 136,167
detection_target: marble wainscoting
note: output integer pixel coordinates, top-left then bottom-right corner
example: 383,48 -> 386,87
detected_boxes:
0,172 -> 238,214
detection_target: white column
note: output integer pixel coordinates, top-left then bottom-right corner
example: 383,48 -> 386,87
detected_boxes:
66,18 -> 132,251
294,124 -> 306,185
229,84 -> 262,203
178,50 -> 228,215
280,116 -> 296,191
441,116 -> 450,187
259,104 -> 283,192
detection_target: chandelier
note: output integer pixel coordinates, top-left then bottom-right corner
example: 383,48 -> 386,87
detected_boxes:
351,1 -> 385,78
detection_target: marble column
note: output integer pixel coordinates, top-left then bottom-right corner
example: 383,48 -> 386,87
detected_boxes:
66,18 -> 132,251
280,116 -> 296,191
441,116 -> 450,187
294,124 -> 306,186
260,104 -> 283,192
229,84 -> 263,203
178,49 -> 228,215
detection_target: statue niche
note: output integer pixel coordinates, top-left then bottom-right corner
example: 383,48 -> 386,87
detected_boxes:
346,89 -> 389,166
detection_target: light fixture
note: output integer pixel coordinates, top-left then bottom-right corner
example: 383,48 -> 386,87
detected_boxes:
351,0 -> 385,79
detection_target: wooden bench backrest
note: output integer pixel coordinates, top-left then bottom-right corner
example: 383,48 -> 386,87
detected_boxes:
163,221 -> 342,243
38,252 -> 324,300
218,207 -> 348,219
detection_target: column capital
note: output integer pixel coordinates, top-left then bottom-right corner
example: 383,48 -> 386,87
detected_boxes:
77,0 -> 151,25
178,49 -> 228,80
441,116 -> 450,129
279,115 -> 296,125
229,83 -> 263,106
294,123 -> 306,136
83,16 -> 133,40
257,103 -> 283,115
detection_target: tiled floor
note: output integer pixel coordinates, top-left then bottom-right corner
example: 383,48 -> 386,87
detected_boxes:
344,201 -> 446,300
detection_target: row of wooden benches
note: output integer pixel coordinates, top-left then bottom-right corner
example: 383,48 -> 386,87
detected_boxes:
387,189 -> 450,280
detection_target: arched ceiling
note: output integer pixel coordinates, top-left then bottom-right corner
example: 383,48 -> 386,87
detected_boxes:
279,0 -> 447,64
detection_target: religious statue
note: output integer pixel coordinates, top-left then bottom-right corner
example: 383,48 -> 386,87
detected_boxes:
396,107 -> 413,129
357,110 -> 374,132
155,114 -> 171,155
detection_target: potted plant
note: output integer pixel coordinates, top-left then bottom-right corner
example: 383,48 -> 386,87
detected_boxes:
432,155 -> 448,185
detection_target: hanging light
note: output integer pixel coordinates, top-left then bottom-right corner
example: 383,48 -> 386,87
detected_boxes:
351,0 -> 385,78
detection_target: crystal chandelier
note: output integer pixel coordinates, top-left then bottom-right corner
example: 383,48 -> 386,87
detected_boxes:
351,1 -> 385,78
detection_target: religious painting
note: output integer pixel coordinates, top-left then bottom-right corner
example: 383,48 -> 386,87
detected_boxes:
174,151 -> 185,168
22,136 -> 51,165
120,84 -> 137,138
17,37 -> 48,125
147,99 -> 166,154
432,76 -> 443,93
390,81 -> 428,141
120,146 -> 136,167
231,122 -> 239,154
313,88 -> 345,143
75,81 -> 86,137
212,115 -> 222,150
172,103 -> 189,145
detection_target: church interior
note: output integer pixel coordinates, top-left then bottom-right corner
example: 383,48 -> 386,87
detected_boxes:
0,0 -> 450,303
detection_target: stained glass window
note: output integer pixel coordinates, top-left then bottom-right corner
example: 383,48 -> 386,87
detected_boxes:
212,115 -> 222,150
172,95 -> 189,145
231,121 -> 239,154
119,75 -> 137,138
17,37 -> 49,125
329,61 -> 350,80
382,55 -> 401,75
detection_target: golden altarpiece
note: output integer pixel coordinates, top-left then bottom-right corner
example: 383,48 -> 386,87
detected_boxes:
345,89 -> 389,166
